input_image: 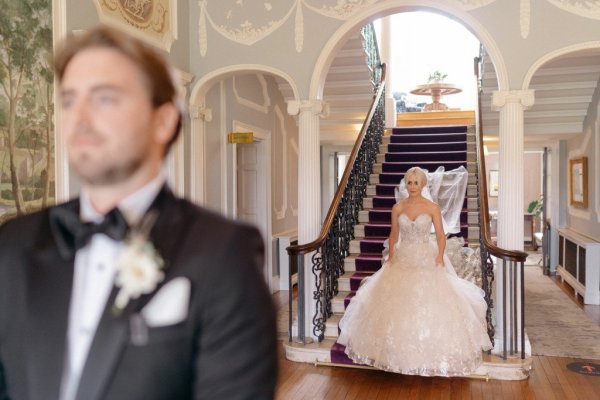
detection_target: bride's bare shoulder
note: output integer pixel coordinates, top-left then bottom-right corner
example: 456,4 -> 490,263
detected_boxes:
393,199 -> 409,212
425,199 -> 441,213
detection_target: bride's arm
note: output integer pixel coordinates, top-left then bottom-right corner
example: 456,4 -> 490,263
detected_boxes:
432,204 -> 446,267
388,204 -> 401,261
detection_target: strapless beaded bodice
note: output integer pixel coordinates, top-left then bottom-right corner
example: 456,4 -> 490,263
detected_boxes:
398,213 -> 432,244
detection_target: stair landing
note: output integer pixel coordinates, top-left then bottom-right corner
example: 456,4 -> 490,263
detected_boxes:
397,110 -> 475,127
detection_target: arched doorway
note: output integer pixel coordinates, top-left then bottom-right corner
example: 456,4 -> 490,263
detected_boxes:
189,67 -> 300,293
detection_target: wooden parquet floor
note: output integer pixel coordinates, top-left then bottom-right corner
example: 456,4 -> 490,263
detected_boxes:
274,269 -> 600,399
274,346 -> 600,399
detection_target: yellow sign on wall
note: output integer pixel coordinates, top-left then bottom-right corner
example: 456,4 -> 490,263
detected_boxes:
228,132 -> 254,144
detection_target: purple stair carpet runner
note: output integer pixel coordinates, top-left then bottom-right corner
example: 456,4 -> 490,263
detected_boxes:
330,125 -> 471,366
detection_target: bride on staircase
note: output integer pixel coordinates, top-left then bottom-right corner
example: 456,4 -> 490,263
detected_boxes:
337,166 -> 492,376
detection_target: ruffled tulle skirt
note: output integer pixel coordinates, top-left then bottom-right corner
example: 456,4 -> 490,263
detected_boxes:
337,240 -> 493,377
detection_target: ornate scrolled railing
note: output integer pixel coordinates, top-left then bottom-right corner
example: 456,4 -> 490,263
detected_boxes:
287,63 -> 386,342
475,53 -> 528,360
361,23 -> 381,87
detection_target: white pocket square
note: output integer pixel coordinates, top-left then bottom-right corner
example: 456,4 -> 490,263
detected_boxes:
141,277 -> 191,327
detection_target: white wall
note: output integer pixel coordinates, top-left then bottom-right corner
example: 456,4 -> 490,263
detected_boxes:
203,74 -> 299,236
564,83 -> 600,241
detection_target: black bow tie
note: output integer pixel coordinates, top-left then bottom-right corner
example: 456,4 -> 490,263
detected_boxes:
49,205 -> 129,259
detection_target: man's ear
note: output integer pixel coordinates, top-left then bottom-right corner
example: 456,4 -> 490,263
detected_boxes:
153,102 -> 180,146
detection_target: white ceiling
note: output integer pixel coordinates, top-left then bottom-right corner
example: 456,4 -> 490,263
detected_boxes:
480,48 -> 600,146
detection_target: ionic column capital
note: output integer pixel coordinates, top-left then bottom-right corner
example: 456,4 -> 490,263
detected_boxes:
190,104 -> 213,122
492,90 -> 535,110
287,99 -> 329,118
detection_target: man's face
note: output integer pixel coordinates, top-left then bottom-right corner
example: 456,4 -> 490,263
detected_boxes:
60,47 -> 162,186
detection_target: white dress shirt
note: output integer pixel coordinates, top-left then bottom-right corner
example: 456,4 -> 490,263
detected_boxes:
60,174 -> 166,400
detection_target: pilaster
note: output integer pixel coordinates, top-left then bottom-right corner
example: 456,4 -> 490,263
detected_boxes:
189,104 -> 213,205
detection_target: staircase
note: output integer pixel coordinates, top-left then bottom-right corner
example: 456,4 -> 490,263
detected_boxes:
285,122 -> 531,380
275,30 -> 374,144
330,124 -> 477,362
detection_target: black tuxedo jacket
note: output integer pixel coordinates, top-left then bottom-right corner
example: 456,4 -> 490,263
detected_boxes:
0,188 -> 277,400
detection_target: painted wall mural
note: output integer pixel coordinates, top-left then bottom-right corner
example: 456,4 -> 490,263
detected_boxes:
94,0 -> 177,51
0,0 -> 54,222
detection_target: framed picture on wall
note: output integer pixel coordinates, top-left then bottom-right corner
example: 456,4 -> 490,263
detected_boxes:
569,157 -> 588,208
489,170 -> 499,197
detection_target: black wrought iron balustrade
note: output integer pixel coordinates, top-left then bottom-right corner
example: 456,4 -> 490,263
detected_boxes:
475,54 -> 528,360
288,70 -> 386,343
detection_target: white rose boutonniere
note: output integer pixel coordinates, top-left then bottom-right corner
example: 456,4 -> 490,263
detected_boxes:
113,211 -> 165,315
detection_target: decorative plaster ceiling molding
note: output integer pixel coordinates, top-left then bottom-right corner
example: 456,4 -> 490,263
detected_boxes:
199,0 -> 296,54
446,0 -> 497,11
309,0 -> 509,98
303,0 -> 379,20
189,64 -> 299,107
547,0 -> 600,20
198,0 -> 495,56
94,0 -> 177,52
232,74 -> 271,114
520,0 -> 530,39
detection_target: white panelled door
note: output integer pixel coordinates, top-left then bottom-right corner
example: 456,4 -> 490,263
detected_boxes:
236,143 -> 261,225
233,122 -> 275,293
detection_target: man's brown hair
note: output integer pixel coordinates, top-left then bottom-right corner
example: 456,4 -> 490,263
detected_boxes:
54,25 -> 183,153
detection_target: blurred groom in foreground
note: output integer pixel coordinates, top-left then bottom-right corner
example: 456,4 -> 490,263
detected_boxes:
0,25 -> 277,400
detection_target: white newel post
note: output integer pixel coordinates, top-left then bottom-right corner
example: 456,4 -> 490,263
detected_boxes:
491,89 -> 534,354
189,104 -> 212,205
380,16 -> 396,128
288,99 -> 328,340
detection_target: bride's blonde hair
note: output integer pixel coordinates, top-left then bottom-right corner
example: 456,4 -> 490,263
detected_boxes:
405,167 -> 428,187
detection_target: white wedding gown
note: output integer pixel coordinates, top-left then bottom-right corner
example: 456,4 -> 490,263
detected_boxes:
337,213 -> 493,377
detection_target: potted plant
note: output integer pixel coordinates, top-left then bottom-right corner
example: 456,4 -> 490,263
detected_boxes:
527,195 -> 543,217
427,70 -> 447,83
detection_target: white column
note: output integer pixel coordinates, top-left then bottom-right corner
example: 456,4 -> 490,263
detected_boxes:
288,99 -> 328,340
491,89 -> 534,355
189,104 -> 212,205
380,16 -> 396,128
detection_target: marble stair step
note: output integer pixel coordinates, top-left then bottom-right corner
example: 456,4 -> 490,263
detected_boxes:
377,150 -> 476,164
354,223 -> 391,238
371,167 -> 476,184
324,314 -> 342,339
372,160 -> 470,174
367,174 -> 477,195
333,291 -> 354,313
338,271 -> 374,291
380,143 -> 475,154
391,126 -> 468,134
350,238 -> 386,255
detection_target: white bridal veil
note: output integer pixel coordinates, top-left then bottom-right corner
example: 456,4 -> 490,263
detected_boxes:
394,166 -> 469,235
379,166 -> 481,285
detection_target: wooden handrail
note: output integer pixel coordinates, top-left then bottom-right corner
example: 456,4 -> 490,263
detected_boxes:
475,58 -> 527,262
288,63 -> 386,256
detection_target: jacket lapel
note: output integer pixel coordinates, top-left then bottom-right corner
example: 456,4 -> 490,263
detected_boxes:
26,201 -> 78,400
75,187 -> 190,400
